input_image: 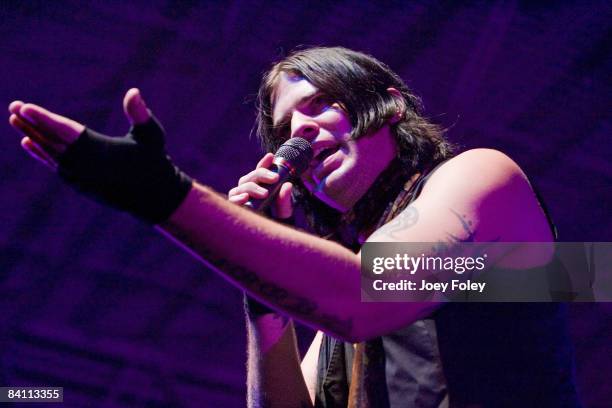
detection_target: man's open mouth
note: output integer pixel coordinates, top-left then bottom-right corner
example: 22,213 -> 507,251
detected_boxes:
312,147 -> 337,167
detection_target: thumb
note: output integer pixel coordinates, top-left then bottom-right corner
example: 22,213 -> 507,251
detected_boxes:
123,88 -> 151,125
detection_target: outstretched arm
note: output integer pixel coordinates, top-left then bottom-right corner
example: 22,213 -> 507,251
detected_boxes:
8,91 -> 551,341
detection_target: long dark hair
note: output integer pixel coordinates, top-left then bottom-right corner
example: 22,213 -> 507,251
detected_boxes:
255,47 -> 455,242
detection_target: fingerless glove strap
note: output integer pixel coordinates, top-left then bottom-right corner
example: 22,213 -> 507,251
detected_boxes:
58,116 -> 192,224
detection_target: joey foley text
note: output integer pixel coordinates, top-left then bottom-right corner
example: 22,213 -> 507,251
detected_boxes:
368,253 -> 489,293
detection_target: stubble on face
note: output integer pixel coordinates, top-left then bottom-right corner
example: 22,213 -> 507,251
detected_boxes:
314,128 -> 397,212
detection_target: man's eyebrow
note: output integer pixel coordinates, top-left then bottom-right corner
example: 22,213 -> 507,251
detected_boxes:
273,91 -> 322,127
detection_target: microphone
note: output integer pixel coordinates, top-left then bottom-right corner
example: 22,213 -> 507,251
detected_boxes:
245,137 -> 313,212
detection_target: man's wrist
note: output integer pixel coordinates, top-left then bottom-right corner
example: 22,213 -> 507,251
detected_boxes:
57,116 -> 193,224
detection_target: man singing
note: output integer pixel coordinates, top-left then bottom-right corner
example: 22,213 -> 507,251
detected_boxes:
8,47 -> 579,407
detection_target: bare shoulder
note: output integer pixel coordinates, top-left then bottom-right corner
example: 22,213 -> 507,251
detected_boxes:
423,148 -> 527,197
449,148 -> 522,171
367,148 -> 553,244
413,148 -> 537,217
420,148 -> 551,242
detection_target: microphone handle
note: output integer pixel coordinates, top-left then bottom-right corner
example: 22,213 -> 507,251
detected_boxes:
244,162 -> 292,212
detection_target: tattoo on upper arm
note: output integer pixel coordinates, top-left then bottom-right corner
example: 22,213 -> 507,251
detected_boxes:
371,207 -> 478,245
365,207 -> 500,295
431,209 -> 499,267
369,206 -> 419,241
447,209 -> 475,243
430,209 -> 477,260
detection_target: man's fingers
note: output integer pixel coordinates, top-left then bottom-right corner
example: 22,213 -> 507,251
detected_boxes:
123,88 -> 152,125
228,192 -> 249,204
10,101 -> 59,170
274,182 -> 293,219
9,100 -> 24,115
238,167 -> 279,186
18,103 -> 84,144
229,182 -> 269,199
229,153 -> 276,205
10,114 -> 64,157
21,137 -> 58,170
256,153 -> 274,169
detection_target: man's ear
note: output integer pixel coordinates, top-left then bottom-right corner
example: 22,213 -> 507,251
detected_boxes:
386,87 -> 405,124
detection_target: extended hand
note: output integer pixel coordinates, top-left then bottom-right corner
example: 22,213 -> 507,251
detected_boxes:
9,89 -> 150,167
8,89 -> 192,224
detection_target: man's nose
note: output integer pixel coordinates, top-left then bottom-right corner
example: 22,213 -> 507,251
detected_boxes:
290,111 -> 319,142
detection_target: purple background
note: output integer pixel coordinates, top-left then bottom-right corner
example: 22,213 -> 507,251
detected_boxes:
1,1 -> 611,406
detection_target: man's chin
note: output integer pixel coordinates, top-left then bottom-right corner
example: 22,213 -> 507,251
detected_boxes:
302,174 -> 351,212
312,186 -> 350,213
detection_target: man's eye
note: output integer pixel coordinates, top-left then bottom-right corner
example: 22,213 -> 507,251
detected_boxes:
312,95 -> 332,111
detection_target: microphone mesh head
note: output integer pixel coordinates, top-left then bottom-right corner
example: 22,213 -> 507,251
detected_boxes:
275,137 -> 313,174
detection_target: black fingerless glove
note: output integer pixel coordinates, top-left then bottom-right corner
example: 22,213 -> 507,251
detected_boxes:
57,115 -> 193,224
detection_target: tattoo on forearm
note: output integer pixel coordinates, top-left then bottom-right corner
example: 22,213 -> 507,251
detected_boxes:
167,228 -> 353,336
220,257 -> 352,334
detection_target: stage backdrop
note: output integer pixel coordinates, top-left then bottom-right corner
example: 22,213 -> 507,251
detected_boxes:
1,1 -> 610,406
